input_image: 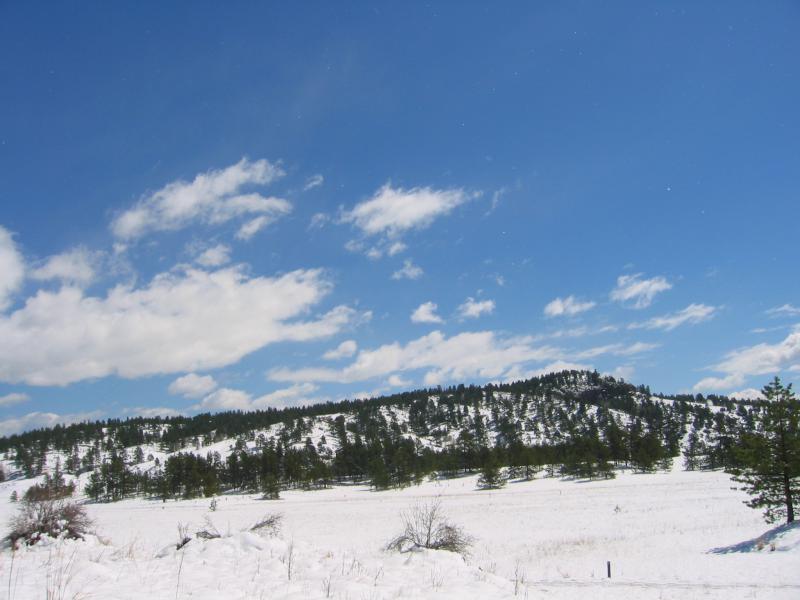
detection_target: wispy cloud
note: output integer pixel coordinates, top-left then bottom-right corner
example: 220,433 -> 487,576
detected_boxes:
323,339 -> 358,360
543,295 -> 596,318
610,273 -> 672,308
693,327 -> 800,392
766,303 -> 800,318
0,392 -> 29,407
629,303 -> 718,331
111,158 -> 289,240
303,174 -> 324,191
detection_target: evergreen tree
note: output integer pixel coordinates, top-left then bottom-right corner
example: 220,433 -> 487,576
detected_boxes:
729,377 -> 800,523
477,453 -> 505,490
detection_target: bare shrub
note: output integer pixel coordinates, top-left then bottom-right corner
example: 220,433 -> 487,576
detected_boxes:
175,523 -> 191,550
195,516 -> 221,540
250,513 -> 283,537
385,499 -> 472,555
7,498 -> 92,548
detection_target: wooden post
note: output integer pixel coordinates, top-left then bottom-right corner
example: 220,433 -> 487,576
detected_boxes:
607,561 -> 611,578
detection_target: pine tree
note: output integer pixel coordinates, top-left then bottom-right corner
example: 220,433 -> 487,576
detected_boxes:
729,377 -> 800,524
477,454 -> 505,490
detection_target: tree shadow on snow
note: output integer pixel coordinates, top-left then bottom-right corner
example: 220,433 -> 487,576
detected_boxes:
709,522 -> 799,554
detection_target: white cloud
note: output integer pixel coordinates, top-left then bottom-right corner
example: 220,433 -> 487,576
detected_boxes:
193,383 -> 321,412
30,247 -> 98,286
308,213 -> 330,230
766,304 -> 800,318
323,340 -> 358,360
693,373 -> 746,392
168,373 -> 218,399
392,259 -> 423,280
610,273 -> 672,308
193,387 -> 253,411
387,241 -> 407,256
341,183 -> 472,239
111,159 -> 289,240
0,392 -> 29,407
195,244 -> 231,268
0,266 -> 361,386
728,388 -> 765,401
629,303 -> 718,331
695,329 -> 800,392
411,301 -> 443,324
0,226 -> 25,311
457,297 -> 495,319
612,366 -> 635,381
0,410 -> 103,437
303,174 -> 324,191
543,295 -> 596,318
269,330 -> 561,386
502,361 -> 593,383
387,374 -> 412,388
235,214 -> 279,241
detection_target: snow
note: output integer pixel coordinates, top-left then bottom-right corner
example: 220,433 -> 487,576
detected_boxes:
0,467 -> 797,599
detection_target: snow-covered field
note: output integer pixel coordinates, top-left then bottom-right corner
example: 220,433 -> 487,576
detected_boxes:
0,467 -> 797,599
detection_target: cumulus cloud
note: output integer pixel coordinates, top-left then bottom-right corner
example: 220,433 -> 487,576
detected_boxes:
194,244 -> 231,268
30,247 -> 98,286
610,273 -> 672,308
0,410 -> 103,437
0,392 -> 29,407
629,303 -> 718,331
269,330 -> 561,386
766,304 -> 800,318
0,225 -> 25,311
323,340 -> 358,360
543,295 -> 595,318
0,266 -> 362,386
728,388 -> 765,401
168,373 -> 218,399
411,301 -> 443,324
111,159 -> 289,240
341,183 -> 472,239
693,328 -> 800,392
457,297 -> 495,319
391,259 -> 423,280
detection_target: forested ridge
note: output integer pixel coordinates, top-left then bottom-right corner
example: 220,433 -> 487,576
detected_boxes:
0,370 -> 761,503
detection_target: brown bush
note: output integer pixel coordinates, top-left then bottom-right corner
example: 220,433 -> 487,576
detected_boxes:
385,499 -> 472,555
7,498 -> 92,547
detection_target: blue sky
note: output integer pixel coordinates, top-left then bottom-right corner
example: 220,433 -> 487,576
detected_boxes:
1,2 -> 799,434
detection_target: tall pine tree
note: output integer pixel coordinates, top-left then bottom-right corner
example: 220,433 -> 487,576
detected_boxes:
729,377 -> 799,523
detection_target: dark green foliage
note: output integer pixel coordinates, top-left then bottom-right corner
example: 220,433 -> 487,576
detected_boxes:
728,377 -> 800,524
477,453 -> 505,489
